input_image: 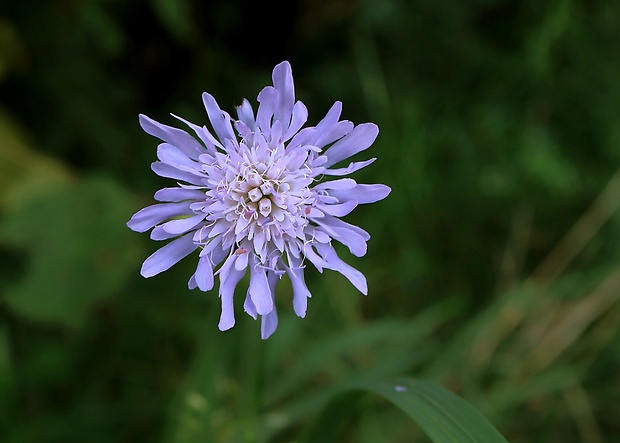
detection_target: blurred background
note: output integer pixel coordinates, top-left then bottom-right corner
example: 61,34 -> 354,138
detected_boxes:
1,0 -> 620,441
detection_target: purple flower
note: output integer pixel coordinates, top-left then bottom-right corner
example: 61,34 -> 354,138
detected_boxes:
127,61 -> 390,338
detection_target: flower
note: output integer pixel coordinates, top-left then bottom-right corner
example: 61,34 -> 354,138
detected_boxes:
127,61 -> 390,338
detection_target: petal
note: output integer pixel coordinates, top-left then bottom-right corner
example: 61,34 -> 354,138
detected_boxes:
261,306 -> 278,339
285,147 -> 310,171
154,187 -> 206,202
316,222 -> 367,257
272,61 -> 295,128
244,293 -> 257,319
249,257 -> 274,315
218,254 -> 246,331
202,92 -> 237,147
208,240 -> 229,267
260,271 -> 280,339
270,120 -> 283,144
323,158 -> 376,176
316,200 -> 357,217
286,252 -> 312,318
151,225 -> 179,241
236,98 -> 256,129
313,101 -> 355,148
316,243 -> 368,295
157,143 -> 200,170
314,178 -> 357,191
283,101 -> 308,141
256,86 -> 277,134
188,274 -> 197,290
151,162 -> 205,185
161,214 -> 205,235
139,114 -> 204,159
127,202 -> 192,233
288,127 -> 317,150
140,232 -> 198,278
318,101 -> 342,127
171,113 -> 220,154
302,243 -> 328,272
316,121 -> 354,148
235,250 -> 250,271
195,255 -> 214,291
329,184 -> 392,204
322,123 -> 379,168
315,214 -> 370,241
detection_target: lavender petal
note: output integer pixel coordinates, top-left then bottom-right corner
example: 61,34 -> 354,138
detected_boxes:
139,114 -> 204,159
154,187 -> 206,202
323,123 -> 379,167
140,232 -> 198,278
202,92 -> 237,147
328,183 -> 392,204
218,254 -> 246,331
195,255 -> 214,291
127,202 -> 192,233
249,257 -> 274,315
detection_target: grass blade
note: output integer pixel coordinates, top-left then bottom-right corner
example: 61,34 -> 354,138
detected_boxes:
307,377 -> 508,443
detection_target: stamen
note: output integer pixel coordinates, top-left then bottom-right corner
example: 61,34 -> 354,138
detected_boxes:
259,182 -> 272,195
259,197 -> 272,217
247,172 -> 263,187
248,187 -> 263,202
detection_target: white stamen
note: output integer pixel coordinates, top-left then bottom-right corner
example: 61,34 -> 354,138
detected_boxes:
259,198 -> 272,217
247,172 -> 263,187
259,182 -> 272,195
248,187 -> 263,202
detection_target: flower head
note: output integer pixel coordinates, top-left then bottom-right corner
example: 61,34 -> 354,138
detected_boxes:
127,61 -> 390,338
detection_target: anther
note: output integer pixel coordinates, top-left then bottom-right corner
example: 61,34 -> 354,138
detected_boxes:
259,198 -> 272,217
259,182 -> 272,195
248,187 -> 263,202
247,172 -> 263,187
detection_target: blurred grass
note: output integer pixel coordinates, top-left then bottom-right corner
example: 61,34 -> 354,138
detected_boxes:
1,0 -> 620,442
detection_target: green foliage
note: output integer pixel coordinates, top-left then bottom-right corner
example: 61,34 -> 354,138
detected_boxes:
1,0 -> 620,442
0,177 -> 140,328
306,378 -> 509,443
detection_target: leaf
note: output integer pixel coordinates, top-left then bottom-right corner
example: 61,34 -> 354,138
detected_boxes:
0,321 -> 10,393
306,377 -> 508,443
0,177 -> 141,328
0,109 -> 71,212
149,0 -> 193,44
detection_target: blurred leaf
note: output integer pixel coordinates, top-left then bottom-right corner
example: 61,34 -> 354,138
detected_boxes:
78,2 -> 125,57
306,378 -> 509,443
150,0 -> 193,44
0,177 -> 141,328
0,109 -> 72,211
267,299 -> 459,406
0,321 -> 11,439
0,321 -> 10,391
0,16 -> 27,82
520,125 -> 579,198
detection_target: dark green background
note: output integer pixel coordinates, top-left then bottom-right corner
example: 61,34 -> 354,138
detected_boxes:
1,0 -> 619,441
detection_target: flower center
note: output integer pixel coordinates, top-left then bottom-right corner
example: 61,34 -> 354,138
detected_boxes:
232,163 -> 289,223
204,145 -> 317,261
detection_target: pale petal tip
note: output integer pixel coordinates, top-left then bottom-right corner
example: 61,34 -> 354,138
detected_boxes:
138,113 -> 155,131
261,329 -> 275,340
140,263 -> 156,278
218,317 -> 235,331
126,217 -> 139,232
379,184 -> 392,201
274,60 -> 292,72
